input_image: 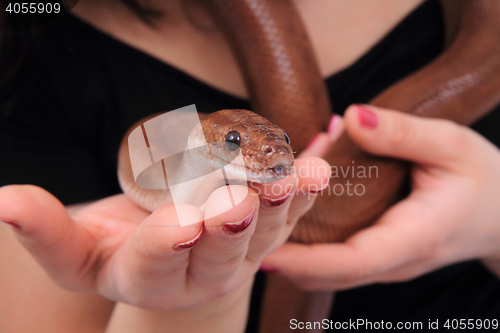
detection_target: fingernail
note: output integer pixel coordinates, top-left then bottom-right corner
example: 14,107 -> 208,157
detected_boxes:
0,220 -> 21,230
309,182 -> 329,194
259,263 -> 278,273
173,228 -> 203,250
305,133 -> 321,150
327,114 -> 340,138
355,104 -> 378,129
223,209 -> 255,234
261,185 -> 294,207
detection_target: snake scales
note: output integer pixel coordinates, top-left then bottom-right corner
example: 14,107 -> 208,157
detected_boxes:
118,1 -> 500,332
118,109 -> 295,213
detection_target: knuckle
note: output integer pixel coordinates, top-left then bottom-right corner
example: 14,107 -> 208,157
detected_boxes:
442,123 -> 477,165
438,119 -> 466,152
420,235 -> 443,260
133,234 -> 174,262
437,120 -> 483,169
257,220 -> 284,235
385,113 -> 418,150
224,253 -> 244,266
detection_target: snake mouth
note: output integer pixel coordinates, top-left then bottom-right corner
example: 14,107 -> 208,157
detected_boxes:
223,162 -> 294,183
204,143 -> 294,184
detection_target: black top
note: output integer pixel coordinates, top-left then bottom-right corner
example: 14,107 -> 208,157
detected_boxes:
1,0 -> 499,331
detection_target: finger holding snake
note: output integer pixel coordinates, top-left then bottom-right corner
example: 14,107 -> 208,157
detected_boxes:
263,105 -> 500,291
0,119 -> 331,313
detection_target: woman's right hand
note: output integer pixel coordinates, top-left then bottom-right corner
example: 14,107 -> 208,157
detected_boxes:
0,155 -> 329,311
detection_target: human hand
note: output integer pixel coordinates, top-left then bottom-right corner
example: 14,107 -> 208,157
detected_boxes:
0,155 -> 329,309
262,104 -> 500,290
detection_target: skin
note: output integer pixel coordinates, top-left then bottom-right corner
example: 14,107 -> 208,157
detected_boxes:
5,103 -> 500,332
0,156 -> 330,333
2,0 -> 454,332
263,105 -> 500,290
71,0 -> 424,99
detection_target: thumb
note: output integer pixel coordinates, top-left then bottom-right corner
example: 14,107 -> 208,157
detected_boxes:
344,104 -> 468,168
0,185 -> 94,290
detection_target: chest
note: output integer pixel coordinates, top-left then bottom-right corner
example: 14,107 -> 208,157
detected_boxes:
73,0 -> 424,99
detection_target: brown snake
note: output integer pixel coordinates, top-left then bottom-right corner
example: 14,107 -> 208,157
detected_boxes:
118,109 -> 295,212
118,1 -> 500,332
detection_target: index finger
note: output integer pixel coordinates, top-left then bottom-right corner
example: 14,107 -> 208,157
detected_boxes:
344,104 -> 474,171
263,198 -> 437,290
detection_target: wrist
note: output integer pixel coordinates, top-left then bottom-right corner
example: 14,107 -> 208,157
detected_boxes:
106,278 -> 254,333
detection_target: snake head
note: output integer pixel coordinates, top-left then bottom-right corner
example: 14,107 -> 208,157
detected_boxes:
201,109 -> 294,183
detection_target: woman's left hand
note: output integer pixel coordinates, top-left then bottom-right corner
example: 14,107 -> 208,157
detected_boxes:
0,156 -> 330,310
262,104 -> 500,290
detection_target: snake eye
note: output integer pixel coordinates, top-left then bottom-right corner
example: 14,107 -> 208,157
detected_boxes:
225,131 -> 241,151
284,132 -> 291,145
274,165 -> 285,175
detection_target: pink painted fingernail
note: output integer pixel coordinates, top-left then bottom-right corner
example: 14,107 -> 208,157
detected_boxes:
0,220 -> 21,230
261,185 -> 294,207
259,263 -> 278,273
223,209 -> 255,234
308,182 -> 329,194
173,228 -> 203,250
305,133 -> 321,150
355,104 -> 378,129
327,114 -> 340,137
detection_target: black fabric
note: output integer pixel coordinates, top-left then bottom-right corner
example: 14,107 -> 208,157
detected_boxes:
0,0 -> 499,331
